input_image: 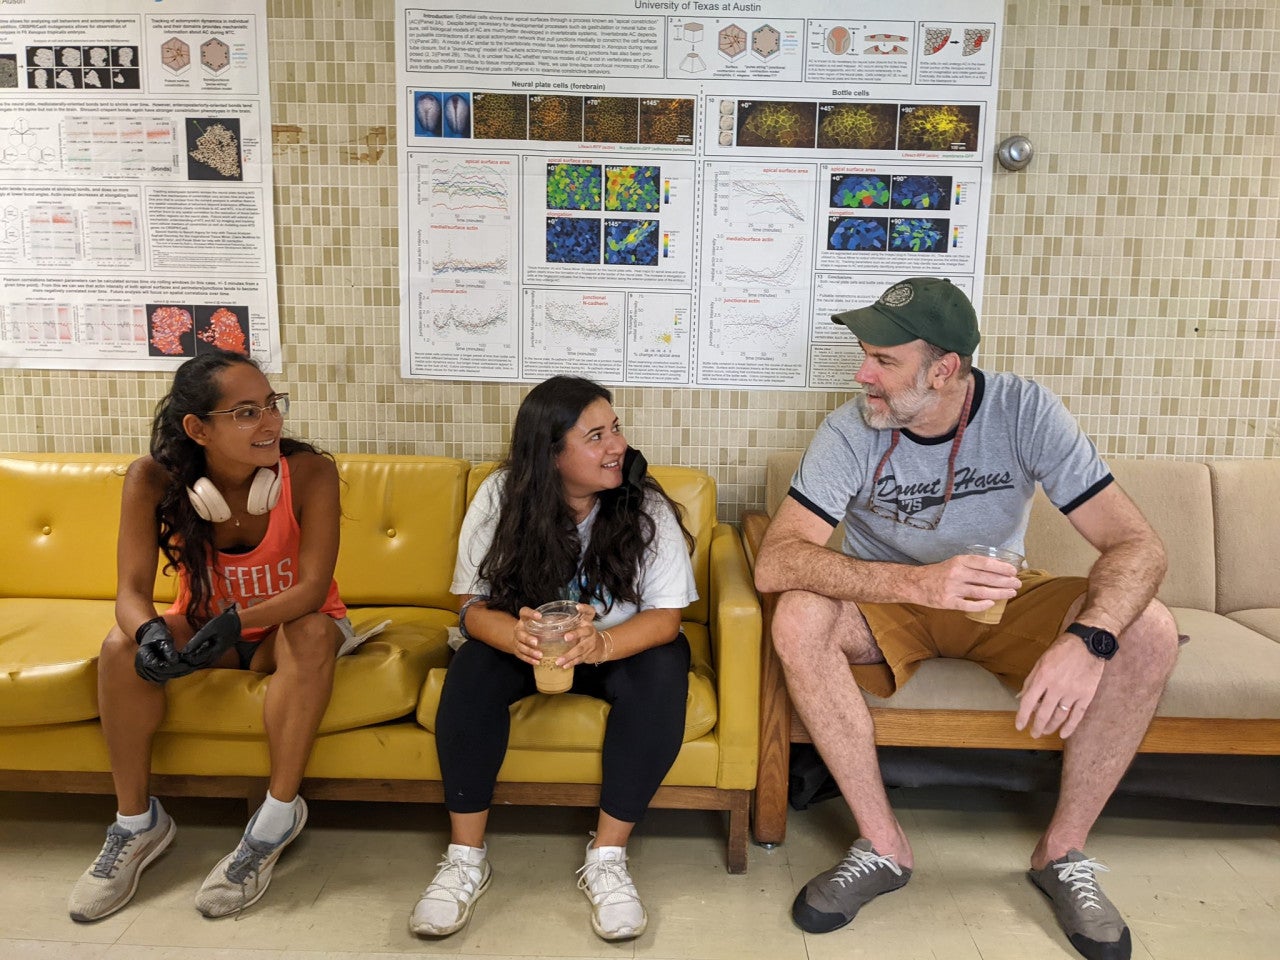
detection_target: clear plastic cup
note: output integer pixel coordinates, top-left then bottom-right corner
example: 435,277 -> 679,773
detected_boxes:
963,544 -> 1024,624
526,600 -> 581,693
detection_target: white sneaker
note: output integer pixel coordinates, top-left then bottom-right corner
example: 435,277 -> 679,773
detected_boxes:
576,839 -> 647,941
409,843 -> 491,937
194,796 -> 308,918
69,798 -> 176,922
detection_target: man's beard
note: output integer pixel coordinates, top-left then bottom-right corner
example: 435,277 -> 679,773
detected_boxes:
860,369 -> 936,430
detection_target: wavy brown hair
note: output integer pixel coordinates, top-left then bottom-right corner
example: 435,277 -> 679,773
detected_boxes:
148,349 -> 326,628
478,376 -> 693,617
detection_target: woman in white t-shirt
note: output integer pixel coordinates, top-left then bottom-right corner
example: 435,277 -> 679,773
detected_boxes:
409,375 -> 697,943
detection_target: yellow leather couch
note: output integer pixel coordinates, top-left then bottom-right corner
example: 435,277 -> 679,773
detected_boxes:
0,453 -> 760,871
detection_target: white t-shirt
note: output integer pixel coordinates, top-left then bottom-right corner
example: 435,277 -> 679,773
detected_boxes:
451,470 -> 698,629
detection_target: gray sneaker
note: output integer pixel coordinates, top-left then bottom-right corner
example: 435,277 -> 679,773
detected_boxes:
194,796 -> 308,918
1028,849 -> 1132,960
69,798 -> 176,922
791,838 -> 911,933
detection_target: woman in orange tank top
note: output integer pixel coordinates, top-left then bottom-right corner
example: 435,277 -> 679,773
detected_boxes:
69,349 -> 348,924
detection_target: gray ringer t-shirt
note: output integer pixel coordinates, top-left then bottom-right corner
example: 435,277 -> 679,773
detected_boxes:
790,369 -> 1112,565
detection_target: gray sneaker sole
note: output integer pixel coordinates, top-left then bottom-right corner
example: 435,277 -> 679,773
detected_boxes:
69,818 -> 177,923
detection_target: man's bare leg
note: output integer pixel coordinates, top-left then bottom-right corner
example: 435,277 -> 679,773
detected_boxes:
770,588 -> 912,868
1034,598 -> 1180,868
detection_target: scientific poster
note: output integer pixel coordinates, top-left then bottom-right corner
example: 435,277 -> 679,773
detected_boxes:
397,0 -> 1002,388
0,0 -> 280,371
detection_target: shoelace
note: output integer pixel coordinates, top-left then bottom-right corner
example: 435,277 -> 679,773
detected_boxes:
421,852 -> 481,902
576,857 -> 640,907
90,829 -> 132,879
219,836 -> 277,918
831,845 -> 903,887
1052,858 -> 1110,911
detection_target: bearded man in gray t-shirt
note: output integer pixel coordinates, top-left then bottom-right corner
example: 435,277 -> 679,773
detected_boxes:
754,277 -> 1178,960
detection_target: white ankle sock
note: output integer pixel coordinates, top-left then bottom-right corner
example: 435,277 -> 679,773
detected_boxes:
248,792 -> 299,843
116,799 -> 155,834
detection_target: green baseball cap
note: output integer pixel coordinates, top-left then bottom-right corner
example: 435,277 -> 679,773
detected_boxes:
831,277 -> 980,355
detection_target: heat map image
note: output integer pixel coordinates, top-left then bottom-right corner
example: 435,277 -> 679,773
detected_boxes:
546,163 -> 602,211
604,165 -> 660,213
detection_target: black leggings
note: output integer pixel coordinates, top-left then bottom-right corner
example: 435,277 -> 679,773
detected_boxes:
435,633 -> 690,823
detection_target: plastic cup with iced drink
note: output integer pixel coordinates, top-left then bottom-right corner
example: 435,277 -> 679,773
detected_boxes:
963,545 -> 1024,624
527,600 -> 581,694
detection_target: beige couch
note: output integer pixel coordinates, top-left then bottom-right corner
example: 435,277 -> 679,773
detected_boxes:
744,454 -> 1280,844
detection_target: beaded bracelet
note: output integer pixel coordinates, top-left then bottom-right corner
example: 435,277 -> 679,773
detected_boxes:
457,595 -> 488,642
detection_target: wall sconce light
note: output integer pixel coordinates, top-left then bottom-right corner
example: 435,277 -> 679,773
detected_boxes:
996,135 -> 1034,171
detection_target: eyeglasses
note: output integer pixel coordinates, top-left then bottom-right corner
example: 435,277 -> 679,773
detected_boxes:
204,393 -> 290,429
865,380 -> 973,531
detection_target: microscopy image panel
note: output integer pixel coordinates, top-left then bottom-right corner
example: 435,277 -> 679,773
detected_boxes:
817,102 -> 898,150
735,100 -> 817,149
604,165 -> 660,213
638,97 -> 694,145
413,91 -> 442,136
604,218 -> 658,266
195,305 -> 250,356
529,94 -> 584,142
109,68 -> 140,89
546,163 -> 602,211
891,174 -> 952,210
147,304 -> 195,357
443,93 -> 471,138
889,216 -> 950,253
473,92 -> 528,140
583,96 -> 640,144
828,216 -> 889,251
0,55 -> 15,88
898,103 -> 981,152
546,216 -> 600,264
830,173 -> 890,210
186,117 -> 242,180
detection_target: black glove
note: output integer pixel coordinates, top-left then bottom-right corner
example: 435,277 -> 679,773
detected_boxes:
179,606 -> 242,671
134,617 -> 188,684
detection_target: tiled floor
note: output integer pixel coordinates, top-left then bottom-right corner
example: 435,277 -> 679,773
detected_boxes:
1,786 -> 1276,960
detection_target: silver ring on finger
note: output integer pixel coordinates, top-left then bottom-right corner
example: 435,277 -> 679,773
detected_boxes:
1058,703 -> 1071,712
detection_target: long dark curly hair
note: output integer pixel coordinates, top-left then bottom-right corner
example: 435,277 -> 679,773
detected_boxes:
478,376 -> 694,617
149,349 -> 324,628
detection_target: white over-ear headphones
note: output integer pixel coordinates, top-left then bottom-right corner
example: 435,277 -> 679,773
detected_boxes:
187,462 -> 282,523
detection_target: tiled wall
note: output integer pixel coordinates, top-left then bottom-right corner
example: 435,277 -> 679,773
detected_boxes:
2,0 -> 1276,521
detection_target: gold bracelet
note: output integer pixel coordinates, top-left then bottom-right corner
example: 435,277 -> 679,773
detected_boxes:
598,629 -> 614,664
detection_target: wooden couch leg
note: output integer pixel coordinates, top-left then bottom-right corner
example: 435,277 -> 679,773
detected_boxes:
726,790 -> 749,874
752,592 -> 791,846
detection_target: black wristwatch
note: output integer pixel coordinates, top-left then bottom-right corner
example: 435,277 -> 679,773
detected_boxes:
1065,622 -> 1118,660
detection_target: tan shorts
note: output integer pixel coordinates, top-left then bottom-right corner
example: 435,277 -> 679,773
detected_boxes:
851,571 -> 1089,699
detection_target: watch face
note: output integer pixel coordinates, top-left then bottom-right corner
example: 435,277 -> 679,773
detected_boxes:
1091,631 -> 1118,657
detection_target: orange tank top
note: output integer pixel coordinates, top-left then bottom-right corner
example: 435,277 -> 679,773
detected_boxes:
167,457 -> 346,640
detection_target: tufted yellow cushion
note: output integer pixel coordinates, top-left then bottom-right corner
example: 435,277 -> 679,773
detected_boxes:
158,609 -> 454,736
416,622 -> 717,744
0,455 -> 176,603
333,456 -> 469,610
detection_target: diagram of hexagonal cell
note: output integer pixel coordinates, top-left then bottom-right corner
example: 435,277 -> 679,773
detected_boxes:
751,25 -> 780,59
161,37 -> 190,74
677,21 -> 706,73
719,24 -> 746,60
201,37 -> 230,72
